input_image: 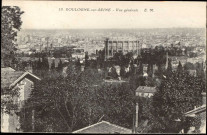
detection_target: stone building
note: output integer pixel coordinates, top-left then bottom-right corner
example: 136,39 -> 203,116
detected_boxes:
104,37 -> 142,60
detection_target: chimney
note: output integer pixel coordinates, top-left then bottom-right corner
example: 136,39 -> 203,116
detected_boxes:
201,92 -> 206,105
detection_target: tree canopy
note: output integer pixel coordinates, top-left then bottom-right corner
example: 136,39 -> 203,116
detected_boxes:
1,6 -> 24,67
152,70 -> 204,133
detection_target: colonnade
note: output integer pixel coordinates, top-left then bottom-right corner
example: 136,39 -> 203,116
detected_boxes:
104,39 -> 141,60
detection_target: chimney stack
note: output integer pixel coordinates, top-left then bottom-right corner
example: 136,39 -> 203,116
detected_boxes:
201,92 -> 206,105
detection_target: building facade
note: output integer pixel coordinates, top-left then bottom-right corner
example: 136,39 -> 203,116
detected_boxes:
104,38 -> 142,60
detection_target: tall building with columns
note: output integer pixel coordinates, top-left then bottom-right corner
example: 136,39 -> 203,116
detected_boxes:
104,37 -> 142,60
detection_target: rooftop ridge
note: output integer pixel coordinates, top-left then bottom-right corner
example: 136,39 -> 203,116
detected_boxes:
72,120 -> 131,133
184,105 -> 206,116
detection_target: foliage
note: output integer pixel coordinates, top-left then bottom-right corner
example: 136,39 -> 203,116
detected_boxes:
20,62 -> 135,132
51,60 -> 55,71
152,70 -> 204,133
57,59 -> 63,72
1,6 -> 24,67
177,61 -> 183,73
166,58 -> 172,74
96,83 -> 135,129
183,62 -> 195,70
147,64 -> 153,77
20,68 -> 91,132
109,66 -> 119,79
1,86 -> 20,115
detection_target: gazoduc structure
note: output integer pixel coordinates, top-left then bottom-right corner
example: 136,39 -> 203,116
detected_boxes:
104,37 -> 142,60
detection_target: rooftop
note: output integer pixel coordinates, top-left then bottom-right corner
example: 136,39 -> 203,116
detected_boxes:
106,37 -> 138,41
184,104 -> 206,117
1,68 -> 41,89
136,86 -> 157,93
1,68 -> 25,89
72,120 -> 132,134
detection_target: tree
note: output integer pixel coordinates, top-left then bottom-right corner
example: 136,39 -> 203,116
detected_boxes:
85,52 -> 90,69
110,66 -> 118,79
166,58 -> 173,76
152,71 -> 204,133
177,61 -> 183,73
120,66 -> 126,78
75,58 -> 81,71
51,60 -> 55,71
37,58 -> 42,70
1,6 -> 24,67
183,62 -> 195,71
20,68 -> 94,132
57,59 -> 63,72
42,57 -> 49,71
137,62 -> 143,77
96,83 -> 135,129
1,86 -> 20,115
19,62 -> 137,132
147,64 -> 153,77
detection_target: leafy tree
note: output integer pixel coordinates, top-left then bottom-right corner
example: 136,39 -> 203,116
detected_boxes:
109,66 -> 118,79
96,83 -> 135,129
75,58 -> 81,71
137,62 -> 144,77
195,62 -> 205,80
1,6 -> 24,67
183,62 -> 195,70
152,71 -> 204,133
147,64 -> 153,77
57,59 -> 63,72
166,58 -> 173,76
19,62 -> 137,132
120,66 -> 126,78
85,52 -> 90,68
37,58 -> 42,70
42,57 -> 49,71
20,68 -> 93,132
145,77 -> 157,87
1,86 -> 20,115
177,61 -> 183,73
51,60 -> 55,71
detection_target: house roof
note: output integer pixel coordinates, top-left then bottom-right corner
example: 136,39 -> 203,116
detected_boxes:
72,121 -> 132,134
1,68 -> 41,89
1,69 -> 25,89
136,86 -> 157,93
1,67 -> 15,72
184,105 -> 206,117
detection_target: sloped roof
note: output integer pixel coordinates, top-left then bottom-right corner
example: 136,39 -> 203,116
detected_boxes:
1,68 -> 41,89
184,105 -> 206,133
1,69 -> 25,89
72,121 -> 132,134
184,105 -> 206,117
136,86 -> 157,93
1,67 -> 15,72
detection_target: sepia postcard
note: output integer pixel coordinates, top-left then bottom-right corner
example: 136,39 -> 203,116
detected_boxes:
1,0 -> 206,134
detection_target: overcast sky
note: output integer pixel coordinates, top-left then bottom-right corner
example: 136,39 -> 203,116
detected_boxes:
2,1 -> 206,29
